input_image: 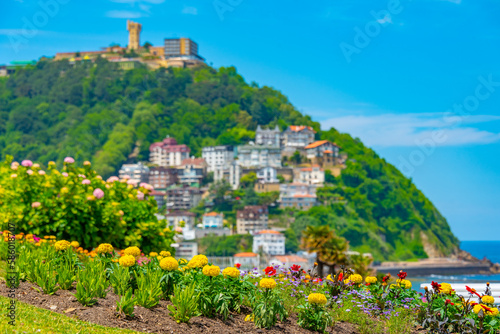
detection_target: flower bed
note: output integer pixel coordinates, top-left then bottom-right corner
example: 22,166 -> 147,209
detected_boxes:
2,234 -> 499,333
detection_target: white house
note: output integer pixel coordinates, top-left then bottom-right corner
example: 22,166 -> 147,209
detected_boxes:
202,145 -> 234,173
175,242 -> 198,259
269,255 -> 309,269
304,140 -> 339,159
236,144 -> 281,168
255,125 -> 281,147
295,165 -> 325,186
253,230 -> 285,256
282,125 -> 316,149
165,211 -> 196,230
256,166 -> 279,183
202,212 -> 224,229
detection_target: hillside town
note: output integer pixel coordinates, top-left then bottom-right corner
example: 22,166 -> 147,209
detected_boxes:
117,125 -> 348,267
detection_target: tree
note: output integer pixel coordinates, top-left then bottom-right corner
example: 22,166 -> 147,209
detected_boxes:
301,225 -> 348,276
290,150 -> 302,164
240,172 -> 257,188
143,41 -> 152,50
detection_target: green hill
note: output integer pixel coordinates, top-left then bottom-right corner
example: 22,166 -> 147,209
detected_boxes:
0,59 -> 459,260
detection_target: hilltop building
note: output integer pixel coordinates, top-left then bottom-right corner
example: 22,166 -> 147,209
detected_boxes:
165,184 -> 202,210
127,20 -> 142,50
118,163 -> 149,185
149,137 -> 190,167
255,125 -> 281,147
53,20 -> 204,69
202,145 -> 234,173
236,205 -> 268,234
177,158 -> 207,185
253,230 -> 285,255
279,183 -> 318,210
236,144 -> 281,168
149,167 -> 178,190
281,126 -> 316,157
294,165 -> 325,186
165,211 -> 196,230
202,212 -> 224,229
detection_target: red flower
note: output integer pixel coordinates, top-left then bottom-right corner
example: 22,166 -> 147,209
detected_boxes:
445,299 -> 454,306
290,264 -> 301,272
264,266 -> 276,276
382,274 -> 390,283
235,263 -> 241,269
466,286 -> 481,298
397,270 -> 407,280
431,281 -> 441,291
481,304 -> 493,313
235,197 -> 240,200
338,272 -> 344,281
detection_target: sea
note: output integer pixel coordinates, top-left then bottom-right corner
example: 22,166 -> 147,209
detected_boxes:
409,241 -> 500,288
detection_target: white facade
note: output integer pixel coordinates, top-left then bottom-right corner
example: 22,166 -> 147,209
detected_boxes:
202,212 -> 224,229
256,166 -> 279,183
295,166 -> 325,186
237,145 -> 281,168
175,242 -> 198,259
255,125 -> 281,147
118,163 -> 149,185
282,126 -> 315,149
304,140 -> 339,159
202,146 -> 234,173
229,162 -> 242,190
253,230 -> 285,255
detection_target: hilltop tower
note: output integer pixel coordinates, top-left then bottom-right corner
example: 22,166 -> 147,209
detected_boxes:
127,20 -> 142,50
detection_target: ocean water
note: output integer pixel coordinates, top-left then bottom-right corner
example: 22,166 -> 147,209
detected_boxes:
409,240 -> 500,286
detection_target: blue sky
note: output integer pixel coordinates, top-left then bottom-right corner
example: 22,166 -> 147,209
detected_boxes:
1,0 -> 499,240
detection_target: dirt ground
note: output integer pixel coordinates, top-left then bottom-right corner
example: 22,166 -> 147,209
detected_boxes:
0,281 -> 367,334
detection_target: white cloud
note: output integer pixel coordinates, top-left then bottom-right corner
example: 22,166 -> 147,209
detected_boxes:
106,10 -> 144,18
321,113 -> 500,147
182,6 -> 198,15
376,14 -> 392,25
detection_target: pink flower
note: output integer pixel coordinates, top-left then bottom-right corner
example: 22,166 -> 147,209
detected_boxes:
32,202 -> 41,208
38,170 -> 46,175
93,188 -> 104,199
137,191 -> 144,200
62,172 -> 69,177
78,174 -> 86,178
82,179 -> 91,185
11,162 -> 19,170
107,176 -> 119,183
27,170 -> 33,175
21,160 -> 33,167
122,175 -> 130,180
33,235 -> 40,242
64,157 -> 75,164
11,174 -> 17,178
127,179 -> 137,186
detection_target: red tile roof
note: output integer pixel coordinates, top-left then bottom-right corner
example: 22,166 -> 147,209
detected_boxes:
272,255 -> 308,263
234,252 -> 258,257
181,158 -> 207,166
203,212 -> 222,217
289,125 -> 316,133
255,230 -> 282,235
304,140 -> 331,149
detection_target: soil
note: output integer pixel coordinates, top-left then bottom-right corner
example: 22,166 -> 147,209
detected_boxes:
0,281 -> 421,334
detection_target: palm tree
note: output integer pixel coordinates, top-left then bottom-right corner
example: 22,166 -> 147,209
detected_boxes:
301,225 -> 349,277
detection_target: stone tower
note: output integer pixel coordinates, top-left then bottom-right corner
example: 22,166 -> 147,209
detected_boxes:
127,20 -> 142,50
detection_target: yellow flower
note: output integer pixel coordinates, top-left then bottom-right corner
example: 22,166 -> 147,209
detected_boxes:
482,295 -> 495,304
440,282 -> 453,294
149,252 -> 158,257
326,274 -> 334,282
202,265 -> 220,277
160,251 -> 171,257
96,243 -> 114,254
344,279 -> 351,285
244,314 -> 254,322
84,161 -> 91,166
123,246 -> 141,257
160,257 -> 179,271
366,276 -> 377,284
308,293 -> 328,305
259,278 -> 277,289
60,187 -> 69,194
54,240 -> 71,251
70,241 -> 79,248
222,267 -> 240,278
157,256 -> 164,261
396,279 -> 412,289
178,258 -> 188,265
490,308 -> 499,316
350,274 -> 363,284
474,304 -> 484,314
119,255 -> 136,267
188,254 -> 208,268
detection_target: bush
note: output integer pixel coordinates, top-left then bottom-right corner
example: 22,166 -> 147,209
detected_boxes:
0,156 -> 176,253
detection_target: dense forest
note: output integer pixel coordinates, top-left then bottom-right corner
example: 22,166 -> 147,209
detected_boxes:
0,59 -> 459,260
